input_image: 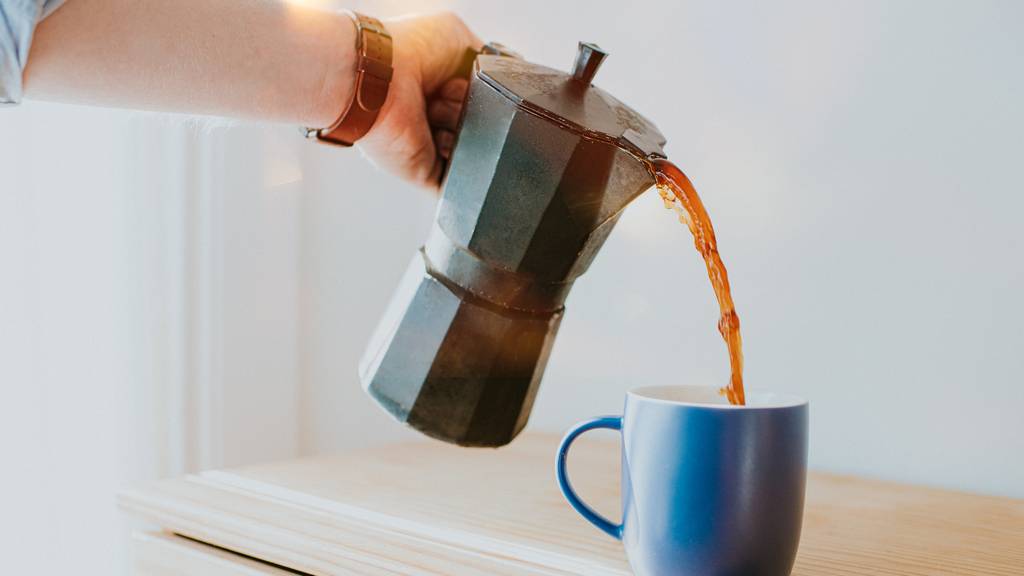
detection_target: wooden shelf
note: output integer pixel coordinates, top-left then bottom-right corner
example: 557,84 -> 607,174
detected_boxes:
120,433 -> 1024,575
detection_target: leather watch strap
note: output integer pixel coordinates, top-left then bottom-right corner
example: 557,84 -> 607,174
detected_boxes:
307,12 -> 393,147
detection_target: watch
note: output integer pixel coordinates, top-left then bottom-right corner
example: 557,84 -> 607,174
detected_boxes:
304,11 -> 393,147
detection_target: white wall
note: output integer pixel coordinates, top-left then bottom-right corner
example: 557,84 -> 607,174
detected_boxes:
1,104 -> 177,575
0,105 -> 303,572
299,0 -> 1024,498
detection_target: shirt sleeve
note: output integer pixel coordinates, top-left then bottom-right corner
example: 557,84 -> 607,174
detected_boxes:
1,0 -> 65,105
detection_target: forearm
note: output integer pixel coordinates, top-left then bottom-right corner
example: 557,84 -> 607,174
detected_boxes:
23,0 -> 356,127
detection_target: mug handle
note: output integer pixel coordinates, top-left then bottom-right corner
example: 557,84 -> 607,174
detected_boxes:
556,416 -> 624,540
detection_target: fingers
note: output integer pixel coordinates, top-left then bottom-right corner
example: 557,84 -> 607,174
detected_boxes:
438,77 -> 469,102
428,77 -> 468,162
428,98 -> 462,131
434,128 -> 455,160
427,78 -> 468,130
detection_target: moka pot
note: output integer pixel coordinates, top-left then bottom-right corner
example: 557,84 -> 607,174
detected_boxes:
359,42 -> 667,446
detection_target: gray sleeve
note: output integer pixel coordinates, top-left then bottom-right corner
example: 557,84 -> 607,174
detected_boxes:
1,0 -> 66,105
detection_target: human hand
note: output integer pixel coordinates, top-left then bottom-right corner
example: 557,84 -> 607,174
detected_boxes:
358,12 -> 483,191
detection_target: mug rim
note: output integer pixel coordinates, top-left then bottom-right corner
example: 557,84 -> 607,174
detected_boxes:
628,384 -> 807,409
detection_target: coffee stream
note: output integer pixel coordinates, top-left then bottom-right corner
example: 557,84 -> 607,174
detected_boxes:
649,159 -> 746,405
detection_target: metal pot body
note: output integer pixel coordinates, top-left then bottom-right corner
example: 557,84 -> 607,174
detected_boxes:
359,49 -> 660,447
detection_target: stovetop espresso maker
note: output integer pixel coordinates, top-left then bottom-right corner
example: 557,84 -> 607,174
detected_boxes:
359,42 -> 666,446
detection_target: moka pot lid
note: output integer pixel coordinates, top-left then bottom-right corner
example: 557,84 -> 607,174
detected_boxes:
474,42 -> 667,159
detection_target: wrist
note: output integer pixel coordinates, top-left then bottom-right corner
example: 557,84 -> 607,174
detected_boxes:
305,10 -> 359,128
304,12 -> 394,146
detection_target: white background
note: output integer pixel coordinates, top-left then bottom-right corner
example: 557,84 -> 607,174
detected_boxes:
1,0 -> 1022,573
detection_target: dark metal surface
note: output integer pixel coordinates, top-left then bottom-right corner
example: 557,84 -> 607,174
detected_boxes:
360,43 -> 666,446
359,252 -> 562,446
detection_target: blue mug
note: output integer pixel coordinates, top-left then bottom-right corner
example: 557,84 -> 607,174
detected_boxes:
557,385 -> 808,576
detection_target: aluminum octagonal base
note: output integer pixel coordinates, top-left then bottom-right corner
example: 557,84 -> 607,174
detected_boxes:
359,251 -> 563,447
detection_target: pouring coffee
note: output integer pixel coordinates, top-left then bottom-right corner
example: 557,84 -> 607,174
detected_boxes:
359,42 -> 744,446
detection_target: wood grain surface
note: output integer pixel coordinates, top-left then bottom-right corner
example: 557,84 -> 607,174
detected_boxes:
133,532 -> 297,576
120,433 -> 1024,575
